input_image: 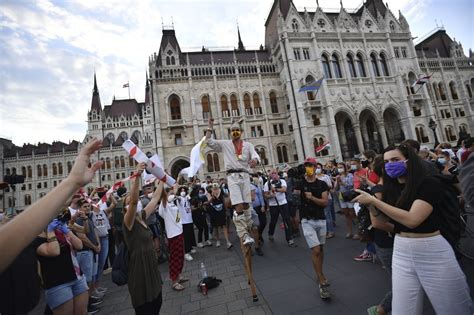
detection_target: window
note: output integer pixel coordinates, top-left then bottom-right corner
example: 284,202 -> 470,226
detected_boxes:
389,21 -> 395,31
415,126 -> 429,143
253,93 -> 262,115
356,53 -> 366,77
370,53 -> 380,77
466,84 -> 473,98
439,83 -> 447,101
432,83 -> 440,101
256,147 -> 268,165
302,48 -> 310,60
347,54 -> 357,78
331,54 -> 343,78
293,48 -> 301,60
201,95 -> 210,119
58,163 -> 63,175
312,114 -> 321,125
251,126 -> 256,137
28,183 -> 32,190
394,47 -> 400,58
37,165 -> 42,177
175,133 -> 182,145
230,94 -> 239,116
44,182 -> 48,188
24,194 -> 32,206
257,126 -> 264,136
67,161 -> 72,173
292,19 -> 299,32
322,54 -> 332,78
279,123 -> 284,134
445,126 -> 457,141
273,124 -> 278,135
305,75 -> 316,100
380,53 -> 389,76
221,95 -> 229,117
276,145 -> 289,163
401,47 -> 407,58
106,157 -> 111,169
52,163 -> 57,176
243,93 -> 252,115
269,92 -> 278,113
120,156 -> 125,168
314,137 -> 329,156
27,166 -> 32,178
37,182 -> 42,189
449,82 -> 458,100
206,153 -> 220,172
169,94 -> 181,120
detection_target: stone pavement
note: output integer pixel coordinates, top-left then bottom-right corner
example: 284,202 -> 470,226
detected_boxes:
30,212 -> 473,314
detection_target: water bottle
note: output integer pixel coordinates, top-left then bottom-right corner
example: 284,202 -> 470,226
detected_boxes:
200,262 -> 208,279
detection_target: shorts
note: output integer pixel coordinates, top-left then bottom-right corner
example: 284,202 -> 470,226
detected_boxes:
148,223 -> 160,238
45,276 -> 88,310
301,218 -> 326,248
76,250 -> 98,283
339,200 -> 354,209
227,172 -> 251,205
251,207 -> 259,227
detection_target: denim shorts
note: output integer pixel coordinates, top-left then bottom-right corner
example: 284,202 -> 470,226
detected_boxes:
45,276 -> 88,310
251,208 -> 259,227
76,250 -> 98,283
301,218 -> 326,248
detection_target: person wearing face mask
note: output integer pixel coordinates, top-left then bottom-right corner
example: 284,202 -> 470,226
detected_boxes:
190,187 -> 212,248
177,186 -> 197,261
436,151 -> 458,175
335,163 -> 356,238
208,183 -> 233,249
354,144 -> 472,315
294,157 -> 331,300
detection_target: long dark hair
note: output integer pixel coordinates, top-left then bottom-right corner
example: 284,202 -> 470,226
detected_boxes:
382,144 -> 426,209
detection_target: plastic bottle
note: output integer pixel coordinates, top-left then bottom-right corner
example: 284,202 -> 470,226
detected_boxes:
200,262 -> 208,279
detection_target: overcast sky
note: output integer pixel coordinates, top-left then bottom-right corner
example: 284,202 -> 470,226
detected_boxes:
1,0 -> 472,146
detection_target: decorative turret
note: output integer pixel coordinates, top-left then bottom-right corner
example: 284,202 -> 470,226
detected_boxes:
145,71 -> 150,105
90,73 -> 102,113
398,10 -> 410,31
237,26 -> 245,51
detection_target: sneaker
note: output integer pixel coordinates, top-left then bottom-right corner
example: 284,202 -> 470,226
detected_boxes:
91,290 -> 104,299
243,235 -> 255,246
205,240 -> 213,247
102,267 -> 112,275
87,304 -> 100,314
319,284 -> 331,300
226,242 -> 233,249
216,241 -> 221,247
268,235 -> 274,242
197,242 -> 204,248
326,232 -> 335,239
345,233 -> 353,239
190,248 -> 197,254
89,297 -> 103,306
96,287 -> 107,293
288,240 -> 297,248
353,250 -> 373,262
184,253 -> 194,261
255,247 -> 264,256
367,305 -> 378,315
352,234 -> 361,240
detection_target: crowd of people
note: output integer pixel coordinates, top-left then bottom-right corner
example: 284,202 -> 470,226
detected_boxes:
0,132 -> 473,314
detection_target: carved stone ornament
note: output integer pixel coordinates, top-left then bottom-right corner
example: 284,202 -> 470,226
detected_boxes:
330,89 -> 335,96
355,87 -> 361,94
365,20 -> 372,28
342,89 -> 347,95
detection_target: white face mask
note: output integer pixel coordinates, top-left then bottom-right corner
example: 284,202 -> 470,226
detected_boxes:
167,194 -> 176,203
338,168 -> 344,174
147,193 -> 153,199
315,168 -> 322,174
180,191 -> 186,197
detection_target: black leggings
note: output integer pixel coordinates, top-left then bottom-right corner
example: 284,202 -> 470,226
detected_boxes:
254,206 -> 267,239
268,204 -> 293,242
182,223 -> 197,253
192,210 -> 209,243
135,292 -> 163,315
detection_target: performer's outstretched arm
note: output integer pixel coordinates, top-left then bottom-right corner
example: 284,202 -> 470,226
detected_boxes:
205,118 -> 223,151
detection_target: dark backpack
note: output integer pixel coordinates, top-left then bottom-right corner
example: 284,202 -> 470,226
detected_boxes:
198,276 -> 222,290
432,174 -> 464,252
112,243 -> 129,286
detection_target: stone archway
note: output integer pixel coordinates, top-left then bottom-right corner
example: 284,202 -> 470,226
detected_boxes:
169,158 -> 190,179
359,109 -> 383,153
383,108 -> 405,145
335,111 -> 358,159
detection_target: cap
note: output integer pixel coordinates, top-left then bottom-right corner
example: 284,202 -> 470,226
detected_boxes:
304,157 -> 318,166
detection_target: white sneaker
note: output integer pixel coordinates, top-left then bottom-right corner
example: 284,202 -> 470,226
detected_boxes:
216,241 -> 221,247
243,235 -> 255,246
190,248 -> 197,254
184,253 -> 193,261
205,240 -> 213,247
226,242 -> 233,249
197,242 -> 204,248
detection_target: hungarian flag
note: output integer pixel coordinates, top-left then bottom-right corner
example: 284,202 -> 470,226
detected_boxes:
411,75 -> 431,88
315,141 -> 331,153
123,83 -> 129,88
299,78 -> 324,92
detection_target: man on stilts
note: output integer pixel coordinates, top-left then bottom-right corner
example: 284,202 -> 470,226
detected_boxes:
205,118 -> 260,302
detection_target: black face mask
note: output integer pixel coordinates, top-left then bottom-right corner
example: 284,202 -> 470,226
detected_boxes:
361,160 -> 370,168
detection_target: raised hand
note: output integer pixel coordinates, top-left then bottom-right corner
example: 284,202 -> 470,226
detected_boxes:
47,219 -> 61,232
68,138 -> 103,188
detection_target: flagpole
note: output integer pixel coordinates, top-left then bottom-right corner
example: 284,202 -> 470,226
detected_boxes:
414,72 -> 434,94
128,81 -> 130,99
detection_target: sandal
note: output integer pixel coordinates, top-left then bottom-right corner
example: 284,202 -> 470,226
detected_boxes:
172,282 -> 185,291
178,276 -> 189,284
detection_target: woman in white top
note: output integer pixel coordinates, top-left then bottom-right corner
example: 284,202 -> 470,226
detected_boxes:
177,186 -> 197,262
158,186 -> 187,291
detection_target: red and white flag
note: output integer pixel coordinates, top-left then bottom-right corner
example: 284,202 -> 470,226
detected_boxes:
411,75 -> 431,88
315,141 -> 331,153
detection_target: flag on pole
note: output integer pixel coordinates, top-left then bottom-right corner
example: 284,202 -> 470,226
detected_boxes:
123,83 -> 129,88
181,137 -> 207,178
411,75 -> 431,88
299,78 -> 324,92
315,141 -> 331,153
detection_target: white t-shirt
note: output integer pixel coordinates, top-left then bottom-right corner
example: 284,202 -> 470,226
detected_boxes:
99,202 -> 111,229
177,196 -> 193,224
158,202 -> 183,239
68,206 -> 78,217
317,174 -> 333,200
92,209 -> 109,237
263,179 -> 288,206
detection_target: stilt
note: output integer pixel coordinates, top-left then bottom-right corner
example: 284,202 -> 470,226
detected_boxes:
240,239 -> 258,301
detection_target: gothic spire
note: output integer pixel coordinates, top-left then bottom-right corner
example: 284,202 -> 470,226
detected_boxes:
145,71 -> 150,105
90,72 -> 102,112
237,26 -> 245,51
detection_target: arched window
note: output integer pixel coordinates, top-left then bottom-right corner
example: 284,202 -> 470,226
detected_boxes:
52,163 -> 57,176
445,126 -> 456,141
408,72 -> 417,94
67,161 -> 72,173
106,157 -> 111,169
171,56 -> 175,65
276,145 -> 289,163
322,54 -> 332,78
207,154 -> 214,172
380,53 -> 390,76
129,156 -> 135,167
119,131 -> 128,141
256,147 -> 268,165
106,133 -> 115,144
432,83 -> 440,100
43,164 -> 48,177
27,166 -> 32,178
314,137 -> 329,156
220,95 -> 229,117
37,165 -> 42,177
115,156 -> 120,168
331,54 -> 343,78
131,130 -> 141,144
253,93 -> 261,114
449,82 -> 458,100
24,194 -> 32,206
292,19 -> 299,32
370,53 -> 380,77
201,95 -> 210,119
356,53 -> 367,77
169,94 -> 181,120
20,166 -> 25,176
213,153 -> 220,172
58,163 -> 63,175
243,93 -> 252,115
120,156 -> 125,168
230,94 -> 239,116
439,83 -> 447,101
466,83 -> 472,98
269,92 -> 278,113
415,126 -> 429,143
305,75 -> 316,100
347,53 -> 357,78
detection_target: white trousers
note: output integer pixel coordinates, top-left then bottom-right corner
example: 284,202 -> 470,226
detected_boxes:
391,234 -> 472,315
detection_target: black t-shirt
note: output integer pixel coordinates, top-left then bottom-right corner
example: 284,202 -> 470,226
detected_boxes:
35,231 -> 81,289
297,177 -> 329,220
393,177 -> 443,234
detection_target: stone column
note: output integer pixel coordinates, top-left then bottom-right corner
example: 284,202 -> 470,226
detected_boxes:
326,105 -> 342,160
353,124 -> 365,154
377,121 -> 389,148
